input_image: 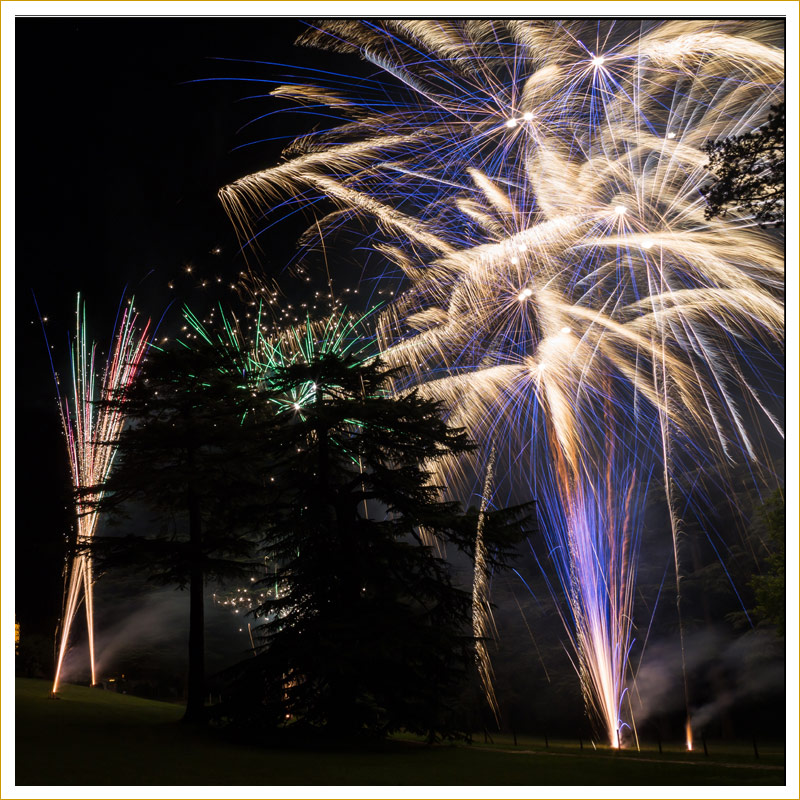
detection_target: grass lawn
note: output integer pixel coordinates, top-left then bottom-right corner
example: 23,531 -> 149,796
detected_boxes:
14,679 -> 785,786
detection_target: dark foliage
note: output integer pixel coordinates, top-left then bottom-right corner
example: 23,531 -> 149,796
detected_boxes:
87,341 -> 276,722
221,354 -> 531,741
16,632 -> 54,680
701,102 -> 785,227
749,490 -> 785,637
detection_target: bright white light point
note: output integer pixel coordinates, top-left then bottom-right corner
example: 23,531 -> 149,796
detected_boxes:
666,131 -> 676,139
592,55 -> 605,67
641,239 -> 654,250
614,205 -> 627,215
511,256 -> 519,265
293,402 -> 300,410
560,326 -> 572,335
518,287 -> 534,301
522,112 -> 534,121
505,118 -> 518,128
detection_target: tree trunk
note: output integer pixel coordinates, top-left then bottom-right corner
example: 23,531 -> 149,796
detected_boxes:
183,483 -> 205,724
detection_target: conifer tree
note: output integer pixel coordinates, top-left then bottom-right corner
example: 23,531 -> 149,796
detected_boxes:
228,353 -> 530,739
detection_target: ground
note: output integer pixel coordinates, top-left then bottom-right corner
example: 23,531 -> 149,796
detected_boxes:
14,679 -> 785,786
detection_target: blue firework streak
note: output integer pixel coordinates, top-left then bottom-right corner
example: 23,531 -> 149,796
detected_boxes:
220,20 -> 784,746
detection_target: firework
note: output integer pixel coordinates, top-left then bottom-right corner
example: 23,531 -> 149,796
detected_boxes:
180,301 -> 378,407
221,20 -> 784,745
43,294 -> 151,693
473,445 -> 500,724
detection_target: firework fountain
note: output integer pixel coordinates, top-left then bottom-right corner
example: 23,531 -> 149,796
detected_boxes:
220,20 -> 784,746
43,295 -> 151,693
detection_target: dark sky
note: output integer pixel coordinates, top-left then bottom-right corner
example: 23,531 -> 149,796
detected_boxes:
15,16 -> 350,637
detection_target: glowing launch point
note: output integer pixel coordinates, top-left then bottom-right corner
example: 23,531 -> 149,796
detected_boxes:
592,55 -> 605,67
614,205 -> 627,215
560,326 -> 572,335
667,131 -> 677,139
505,118 -> 518,128
522,111 -> 534,121
641,239 -> 654,250
518,287 -> 534,301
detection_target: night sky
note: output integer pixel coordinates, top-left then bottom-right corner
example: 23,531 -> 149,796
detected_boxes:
15,16 -> 363,639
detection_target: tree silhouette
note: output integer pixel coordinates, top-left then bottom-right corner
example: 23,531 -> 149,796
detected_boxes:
89,341 -> 275,723
702,102 -> 785,227
225,354 -> 531,740
750,490 -> 785,636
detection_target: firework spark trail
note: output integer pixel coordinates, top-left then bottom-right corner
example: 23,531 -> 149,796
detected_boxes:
48,295 -> 151,693
473,445 -> 500,723
221,20 -> 784,745
181,302 -> 378,411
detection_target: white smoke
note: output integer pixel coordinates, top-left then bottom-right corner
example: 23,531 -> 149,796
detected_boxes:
629,627 -> 784,730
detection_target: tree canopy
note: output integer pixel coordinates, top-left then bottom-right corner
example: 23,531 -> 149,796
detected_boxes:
701,102 -> 785,227
749,490 -> 785,637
